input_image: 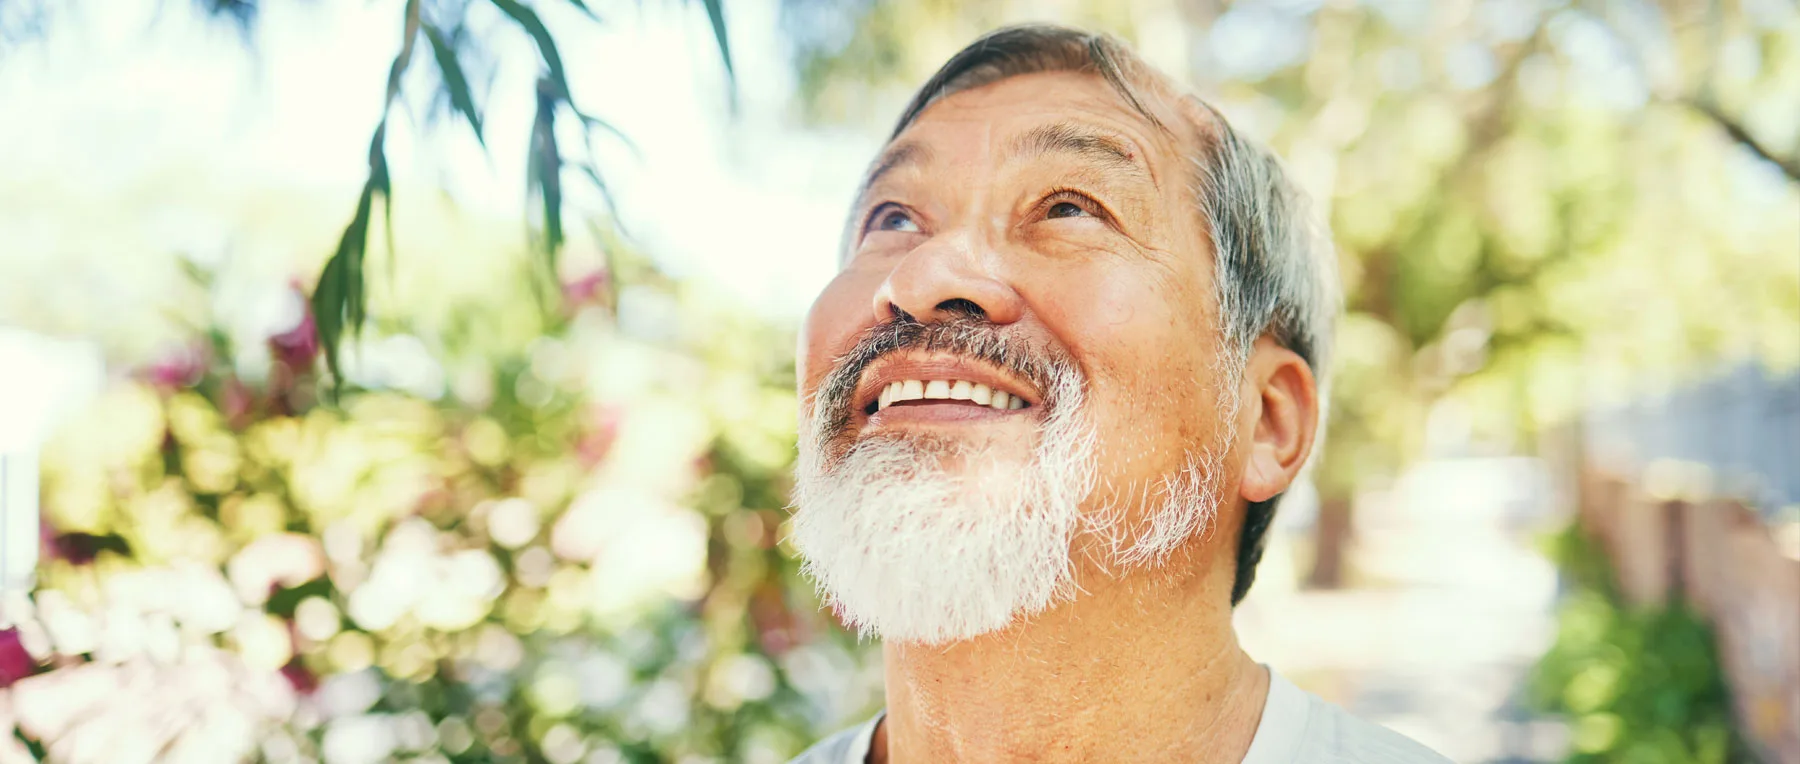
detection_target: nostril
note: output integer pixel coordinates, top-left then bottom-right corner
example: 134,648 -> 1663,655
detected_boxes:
936,298 -> 985,320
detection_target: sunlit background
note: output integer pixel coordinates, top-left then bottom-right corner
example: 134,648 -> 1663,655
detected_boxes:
1,0 -> 1797,762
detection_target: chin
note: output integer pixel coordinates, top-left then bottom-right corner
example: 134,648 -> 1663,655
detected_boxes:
865,428 -> 1036,473
793,413 -> 1097,645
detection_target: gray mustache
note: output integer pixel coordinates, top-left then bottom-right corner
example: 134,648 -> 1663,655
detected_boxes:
812,315 -> 1081,439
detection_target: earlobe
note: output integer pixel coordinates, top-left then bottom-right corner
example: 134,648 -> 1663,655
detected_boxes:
1236,338 -> 1319,504
1240,448 -> 1286,503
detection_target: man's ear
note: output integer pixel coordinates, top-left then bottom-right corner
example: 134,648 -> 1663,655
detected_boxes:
1238,336 -> 1319,503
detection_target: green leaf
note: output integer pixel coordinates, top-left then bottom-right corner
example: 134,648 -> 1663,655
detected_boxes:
578,113 -> 640,158
422,22 -> 486,148
490,0 -> 572,104
369,123 -> 396,293
563,0 -> 602,22
528,80 -> 565,273
698,0 -> 735,87
384,0 -> 423,105
576,162 -> 624,234
195,0 -> 257,39
311,219 -> 350,388
176,257 -> 215,290
344,183 -> 374,326
265,576 -> 335,619
313,123 -> 391,390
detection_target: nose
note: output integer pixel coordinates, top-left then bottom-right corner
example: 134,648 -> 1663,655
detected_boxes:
872,233 -> 1025,326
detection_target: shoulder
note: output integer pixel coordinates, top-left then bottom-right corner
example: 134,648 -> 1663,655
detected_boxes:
1294,687 -> 1452,764
1252,672 -> 1450,764
788,714 -> 883,764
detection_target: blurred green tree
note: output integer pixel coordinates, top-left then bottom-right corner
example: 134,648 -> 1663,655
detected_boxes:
1530,525 -> 1747,762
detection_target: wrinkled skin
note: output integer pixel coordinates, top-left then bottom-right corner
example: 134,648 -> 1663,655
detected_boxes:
799,71 -> 1315,563
794,70 -> 1321,763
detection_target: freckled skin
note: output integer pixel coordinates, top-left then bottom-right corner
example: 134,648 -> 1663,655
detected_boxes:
797,70 -> 1320,763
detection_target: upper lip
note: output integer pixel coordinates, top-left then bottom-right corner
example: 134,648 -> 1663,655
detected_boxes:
853,353 -> 1042,416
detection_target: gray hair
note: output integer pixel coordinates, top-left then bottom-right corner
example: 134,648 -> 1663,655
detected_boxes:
882,23 -> 1340,605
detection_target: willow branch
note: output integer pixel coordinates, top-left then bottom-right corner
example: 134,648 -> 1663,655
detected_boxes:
1684,98 -> 1800,183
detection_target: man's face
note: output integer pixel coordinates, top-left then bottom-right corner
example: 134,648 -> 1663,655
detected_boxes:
792,71 -> 1244,643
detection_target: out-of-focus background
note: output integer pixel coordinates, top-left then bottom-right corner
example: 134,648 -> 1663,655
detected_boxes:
0,0 -> 1796,762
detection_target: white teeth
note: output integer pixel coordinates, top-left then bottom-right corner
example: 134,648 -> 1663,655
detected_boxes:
873,378 -> 1029,412
898,379 -> 924,402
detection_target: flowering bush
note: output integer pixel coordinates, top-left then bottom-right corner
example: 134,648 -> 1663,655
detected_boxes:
0,272 -> 882,763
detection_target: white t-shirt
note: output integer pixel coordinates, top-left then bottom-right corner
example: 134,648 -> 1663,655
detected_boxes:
788,671 -> 1450,763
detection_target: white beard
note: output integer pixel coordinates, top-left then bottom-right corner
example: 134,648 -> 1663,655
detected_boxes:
791,369 -> 1096,645
792,358 -> 1236,646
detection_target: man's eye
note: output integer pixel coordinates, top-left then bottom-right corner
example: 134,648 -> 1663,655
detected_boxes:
1046,201 -> 1091,219
872,207 -> 920,233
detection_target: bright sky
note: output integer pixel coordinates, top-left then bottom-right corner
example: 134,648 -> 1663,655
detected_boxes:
0,0 -> 877,354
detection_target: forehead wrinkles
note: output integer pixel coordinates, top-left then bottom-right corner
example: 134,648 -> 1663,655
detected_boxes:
904,93 -> 1167,192
983,84 -> 1178,195
885,116 -> 1007,234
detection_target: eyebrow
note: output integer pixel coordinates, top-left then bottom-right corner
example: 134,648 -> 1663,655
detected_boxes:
856,141 -> 933,203
1007,122 -> 1154,186
849,121 -> 1158,225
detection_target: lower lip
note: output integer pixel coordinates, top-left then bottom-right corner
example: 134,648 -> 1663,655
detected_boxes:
864,401 -> 1031,428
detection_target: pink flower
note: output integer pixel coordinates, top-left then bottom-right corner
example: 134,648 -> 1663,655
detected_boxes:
45,531 -> 128,566
576,404 -> 623,467
561,270 -> 610,309
279,658 -> 316,695
221,377 -> 256,429
0,628 -> 36,688
270,286 -> 319,374
143,344 -> 208,391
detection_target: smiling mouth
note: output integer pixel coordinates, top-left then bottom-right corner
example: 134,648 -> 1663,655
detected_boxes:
863,378 -> 1031,416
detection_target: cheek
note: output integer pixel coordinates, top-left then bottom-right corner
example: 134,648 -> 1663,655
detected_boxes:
1030,260 -> 1226,489
1036,257 -> 1210,392
799,267 -> 885,397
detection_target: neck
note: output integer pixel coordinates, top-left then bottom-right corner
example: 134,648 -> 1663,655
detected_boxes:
870,545 -> 1269,764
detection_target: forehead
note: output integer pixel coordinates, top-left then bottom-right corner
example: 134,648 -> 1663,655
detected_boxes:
893,70 -> 1193,170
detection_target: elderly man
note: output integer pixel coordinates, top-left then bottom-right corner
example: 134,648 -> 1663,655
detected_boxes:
787,24 -> 1447,764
